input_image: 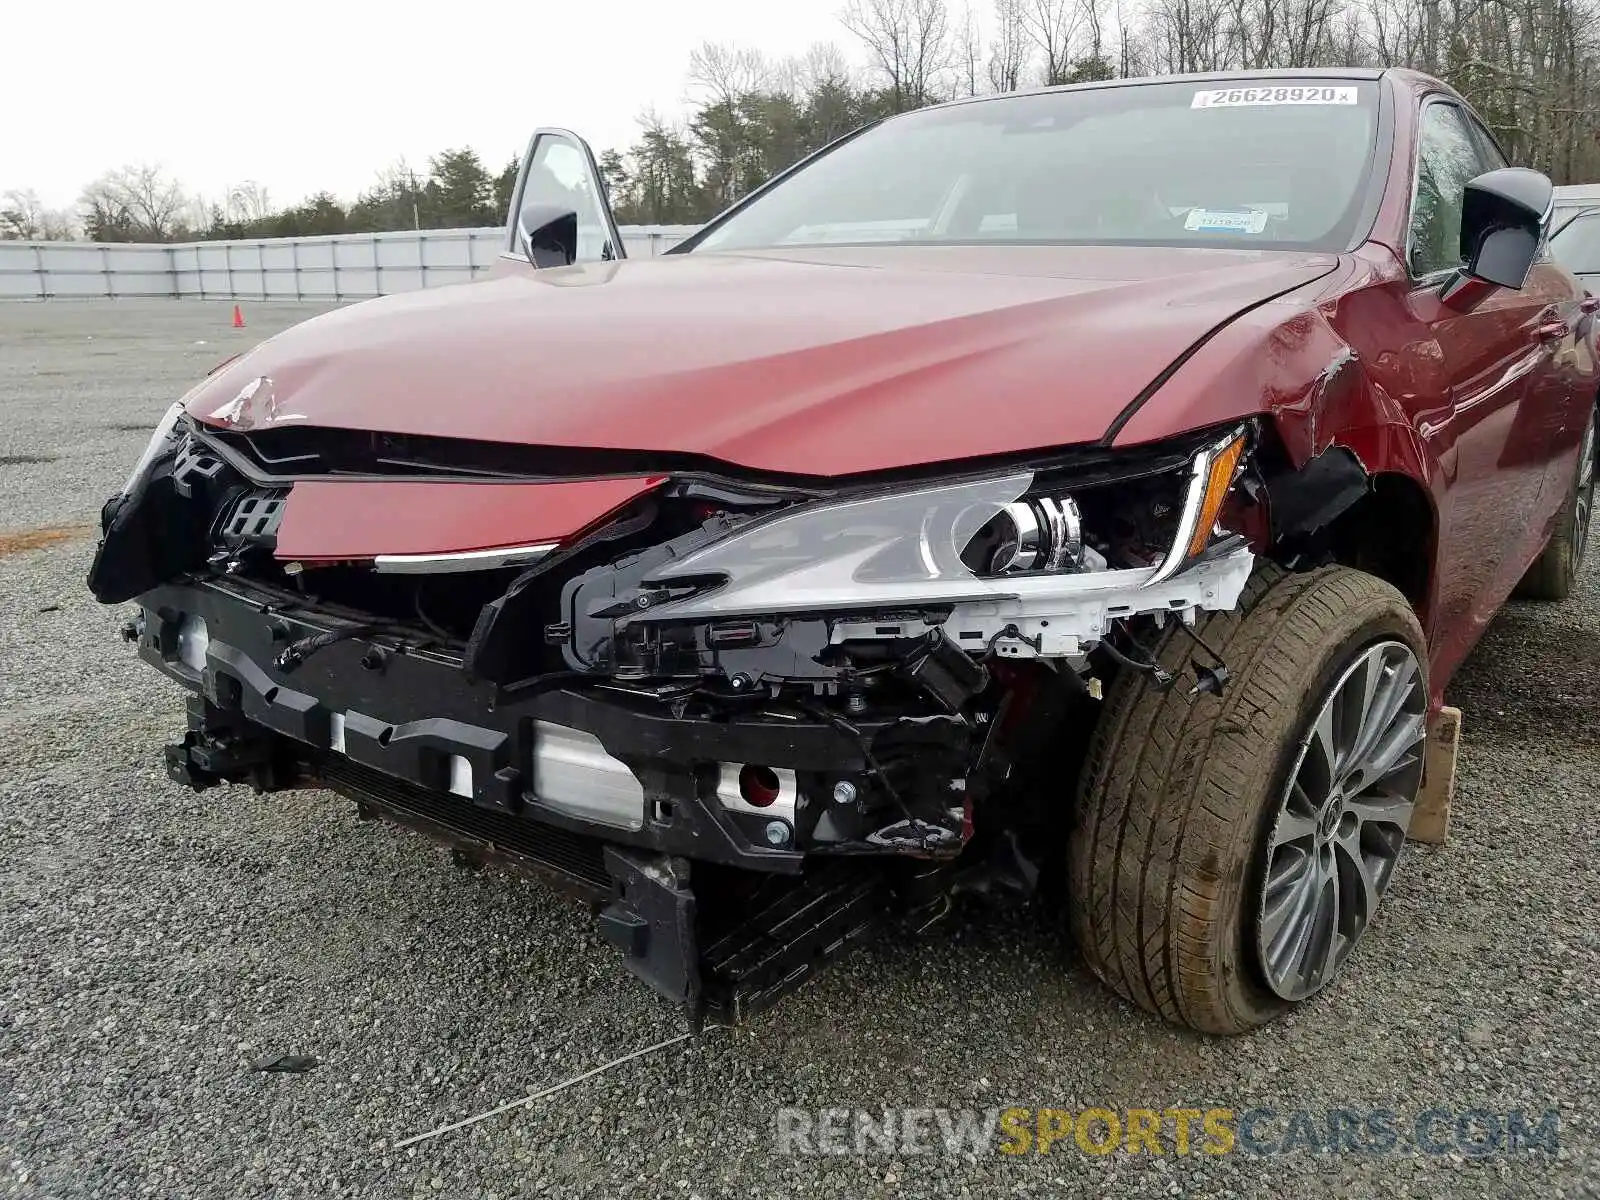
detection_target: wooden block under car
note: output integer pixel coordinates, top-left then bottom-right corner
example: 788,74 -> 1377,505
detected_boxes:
1409,705 -> 1461,845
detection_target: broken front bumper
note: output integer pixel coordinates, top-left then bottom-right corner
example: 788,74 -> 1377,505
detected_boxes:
135,578 -> 942,1023
134,578 -> 940,871
129,532 -> 1254,1023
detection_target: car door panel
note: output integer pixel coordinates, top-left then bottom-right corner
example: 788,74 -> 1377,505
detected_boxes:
1520,259 -> 1599,498
1363,100 -> 1558,682
1456,111 -> 1592,592
1357,278 -> 1542,680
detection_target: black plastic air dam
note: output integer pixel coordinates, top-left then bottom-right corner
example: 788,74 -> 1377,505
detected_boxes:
174,734 -> 892,1023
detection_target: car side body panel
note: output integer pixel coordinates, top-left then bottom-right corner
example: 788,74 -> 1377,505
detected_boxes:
1118,73 -> 1600,696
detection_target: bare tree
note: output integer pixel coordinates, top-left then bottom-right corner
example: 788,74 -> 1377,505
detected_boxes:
1111,0 -> 1136,74
1,188 -> 45,239
1135,0 -> 1235,72
793,40 -> 859,94
1084,0 -> 1109,62
839,0 -> 956,109
1231,0 -> 1342,68
687,41 -> 774,107
79,164 -> 193,241
225,181 -> 274,224
955,4 -> 985,95
988,0 -> 1032,89
1,189 -> 78,240
1021,0 -> 1085,84
790,42 -> 867,144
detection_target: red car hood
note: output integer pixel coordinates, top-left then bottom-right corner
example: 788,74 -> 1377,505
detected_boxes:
189,244 -> 1336,477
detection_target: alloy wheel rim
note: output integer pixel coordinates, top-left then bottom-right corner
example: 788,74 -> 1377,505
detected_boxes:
1256,640 -> 1427,1001
1573,416 -> 1595,571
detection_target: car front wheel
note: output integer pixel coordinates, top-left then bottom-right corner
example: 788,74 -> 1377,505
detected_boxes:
1069,565 -> 1429,1034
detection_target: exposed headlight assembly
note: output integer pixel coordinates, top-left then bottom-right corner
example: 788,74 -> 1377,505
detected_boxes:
1143,426 -> 1249,587
638,425 -> 1253,628
961,495 -> 1083,575
642,471 -> 1047,619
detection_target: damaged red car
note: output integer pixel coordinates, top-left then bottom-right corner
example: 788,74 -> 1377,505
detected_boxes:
92,68 -> 1597,1034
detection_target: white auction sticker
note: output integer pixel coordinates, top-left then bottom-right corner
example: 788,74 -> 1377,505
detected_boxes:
1184,208 -> 1270,234
1191,85 -> 1357,108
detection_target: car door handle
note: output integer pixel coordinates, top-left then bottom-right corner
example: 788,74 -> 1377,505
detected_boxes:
1535,321 -> 1568,341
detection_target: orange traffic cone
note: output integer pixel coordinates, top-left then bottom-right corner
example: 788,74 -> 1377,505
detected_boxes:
232,304 -> 245,329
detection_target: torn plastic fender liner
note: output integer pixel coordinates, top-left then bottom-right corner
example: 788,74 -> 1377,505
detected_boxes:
1262,445 -> 1371,542
1256,347 -> 1377,541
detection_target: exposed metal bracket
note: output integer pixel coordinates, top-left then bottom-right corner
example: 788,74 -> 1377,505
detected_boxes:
829,547 -> 1254,661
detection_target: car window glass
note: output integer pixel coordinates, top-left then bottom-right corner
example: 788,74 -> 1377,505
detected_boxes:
1409,103 -> 1495,277
695,81 -> 1380,254
520,135 -> 613,262
1553,213 -> 1600,274
1467,116 -> 1508,170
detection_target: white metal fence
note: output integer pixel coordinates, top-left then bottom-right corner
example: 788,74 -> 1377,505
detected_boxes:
9,185 -> 1600,299
0,226 -> 701,301
1554,183 -> 1600,227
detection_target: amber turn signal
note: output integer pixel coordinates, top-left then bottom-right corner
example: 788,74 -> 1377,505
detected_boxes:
1185,432 -> 1247,560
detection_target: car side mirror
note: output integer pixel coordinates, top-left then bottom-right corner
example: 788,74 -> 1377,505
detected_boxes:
1442,168 -> 1552,309
518,203 -> 579,269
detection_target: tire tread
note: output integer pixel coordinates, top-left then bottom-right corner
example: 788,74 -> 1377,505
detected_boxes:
1069,565 -> 1425,1034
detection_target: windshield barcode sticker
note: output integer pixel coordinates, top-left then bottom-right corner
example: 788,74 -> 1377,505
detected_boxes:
1192,85 -> 1357,107
1184,209 -> 1270,234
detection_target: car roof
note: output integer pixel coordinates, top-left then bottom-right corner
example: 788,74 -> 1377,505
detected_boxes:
913,67 -> 1393,118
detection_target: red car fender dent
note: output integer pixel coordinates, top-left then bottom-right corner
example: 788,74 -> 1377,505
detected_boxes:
1112,254 -> 1445,654
1113,253 -> 1435,486
1113,255 -> 1390,463
273,476 -> 662,562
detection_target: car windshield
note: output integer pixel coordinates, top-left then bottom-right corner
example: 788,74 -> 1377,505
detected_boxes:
692,80 -> 1381,254
1552,211 -> 1600,274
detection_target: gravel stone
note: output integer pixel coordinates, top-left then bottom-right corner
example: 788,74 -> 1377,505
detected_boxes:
1,300 -> 1596,1198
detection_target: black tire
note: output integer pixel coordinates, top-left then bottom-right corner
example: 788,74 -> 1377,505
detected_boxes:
1515,405 -> 1596,601
1068,565 -> 1427,1034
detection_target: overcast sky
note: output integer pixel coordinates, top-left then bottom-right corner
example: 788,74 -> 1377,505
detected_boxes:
3,0 -> 853,210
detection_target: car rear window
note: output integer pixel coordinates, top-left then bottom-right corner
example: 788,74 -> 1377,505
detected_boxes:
694,80 -> 1380,254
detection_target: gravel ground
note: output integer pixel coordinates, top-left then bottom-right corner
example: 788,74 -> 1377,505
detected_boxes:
1,299 -> 1597,1199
